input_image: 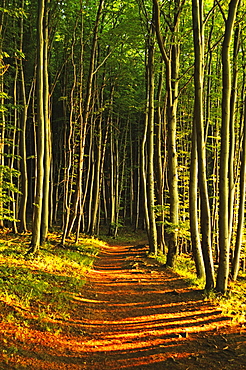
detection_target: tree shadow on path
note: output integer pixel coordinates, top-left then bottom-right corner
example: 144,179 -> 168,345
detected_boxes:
68,243 -> 246,370
1,243 -> 245,370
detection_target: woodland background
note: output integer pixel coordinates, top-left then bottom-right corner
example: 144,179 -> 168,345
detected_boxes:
0,0 -> 245,293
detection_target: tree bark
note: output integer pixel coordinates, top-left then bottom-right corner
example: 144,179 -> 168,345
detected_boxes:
216,0 -> 240,293
40,0 -> 51,245
231,94 -> 246,280
192,0 -> 214,289
153,0 -> 180,266
29,0 -> 45,253
146,11 -> 158,254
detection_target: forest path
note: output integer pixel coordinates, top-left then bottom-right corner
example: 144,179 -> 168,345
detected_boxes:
68,241 -> 246,370
3,240 -> 246,370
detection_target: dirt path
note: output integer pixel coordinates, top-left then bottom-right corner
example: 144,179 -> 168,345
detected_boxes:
1,241 -> 246,369
69,242 -> 246,370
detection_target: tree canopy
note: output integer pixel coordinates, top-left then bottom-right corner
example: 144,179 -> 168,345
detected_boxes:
1,0 -> 246,292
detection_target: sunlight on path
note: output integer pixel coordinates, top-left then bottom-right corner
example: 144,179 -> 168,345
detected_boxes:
2,243 -> 245,370
66,243 -> 246,370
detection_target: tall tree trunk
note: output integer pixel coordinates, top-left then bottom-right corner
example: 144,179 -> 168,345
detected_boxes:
0,4 -> 5,228
156,62 -> 165,251
29,0 -> 45,253
18,6 -> 28,233
216,0 -> 240,293
153,0 -> 181,266
228,25 -> 240,247
146,17 -> 158,254
192,0 -> 214,289
189,122 -> 205,279
61,21 -> 78,245
231,94 -> 246,280
108,120 -> 117,236
11,53 -> 18,233
141,72 -> 150,237
40,0 -> 51,245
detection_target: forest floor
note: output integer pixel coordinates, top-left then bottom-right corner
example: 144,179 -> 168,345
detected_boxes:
0,235 -> 246,369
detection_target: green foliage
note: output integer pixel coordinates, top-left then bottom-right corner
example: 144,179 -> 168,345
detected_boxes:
0,166 -> 21,222
0,6 -> 26,19
0,233 -> 100,329
156,251 -> 204,288
204,277 -> 246,324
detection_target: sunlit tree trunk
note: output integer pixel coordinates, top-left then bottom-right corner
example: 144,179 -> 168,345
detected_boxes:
18,1 -> 28,233
0,4 -> 5,228
11,50 -> 18,233
40,0 -> 51,245
231,93 -> 246,281
29,0 -> 45,253
189,122 -> 205,280
228,25 -> 240,247
141,76 -> 150,237
156,62 -> 165,251
61,20 -> 77,245
147,20 -> 158,255
108,119 -> 118,236
216,0 -> 240,293
153,0 -> 180,266
192,0 -> 214,289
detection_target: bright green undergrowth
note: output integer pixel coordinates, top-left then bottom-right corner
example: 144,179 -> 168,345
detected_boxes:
156,251 -> 246,323
156,251 -> 205,288
0,232 -> 102,330
213,276 -> 246,323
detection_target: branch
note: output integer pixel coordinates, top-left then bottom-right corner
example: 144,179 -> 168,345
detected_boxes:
152,0 -> 169,64
92,50 -> 112,76
215,0 -> 227,23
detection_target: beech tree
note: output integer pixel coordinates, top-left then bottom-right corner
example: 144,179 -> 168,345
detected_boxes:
216,0 -> 240,293
153,0 -> 183,266
191,0 -> 214,288
29,0 -> 46,253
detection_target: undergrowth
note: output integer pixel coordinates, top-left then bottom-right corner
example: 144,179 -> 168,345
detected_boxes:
0,230 -> 103,332
156,251 -> 246,324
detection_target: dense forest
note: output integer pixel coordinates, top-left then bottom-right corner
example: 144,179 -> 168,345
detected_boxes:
0,0 -> 245,293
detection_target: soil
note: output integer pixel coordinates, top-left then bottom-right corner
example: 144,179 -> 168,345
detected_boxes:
1,240 -> 246,369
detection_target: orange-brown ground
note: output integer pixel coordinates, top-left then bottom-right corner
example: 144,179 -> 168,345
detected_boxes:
0,241 -> 246,369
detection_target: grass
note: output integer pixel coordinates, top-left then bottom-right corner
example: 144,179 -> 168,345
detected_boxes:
156,250 -> 246,323
0,229 -> 104,332
155,250 -> 204,287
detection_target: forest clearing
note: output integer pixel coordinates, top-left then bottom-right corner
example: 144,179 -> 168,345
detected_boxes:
0,229 -> 245,369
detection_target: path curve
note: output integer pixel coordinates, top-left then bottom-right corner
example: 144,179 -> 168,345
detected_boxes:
69,242 -> 246,370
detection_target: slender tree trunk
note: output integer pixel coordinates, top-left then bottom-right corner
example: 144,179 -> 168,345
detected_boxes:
153,0 -> 180,266
192,0 -> 214,289
228,25 -> 240,247
231,95 -> 246,280
216,0 -> 240,293
18,35 -> 28,233
40,0 -> 51,245
29,0 -> 45,253
189,121 -> 205,279
11,55 -> 18,233
61,22 -> 77,245
89,74 -> 110,235
141,74 -> 150,236
134,134 -> 141,231
0,5 -> 5,228
156,62 -> 165,251
146,18 -> 157,254
108,121 -> 117,236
